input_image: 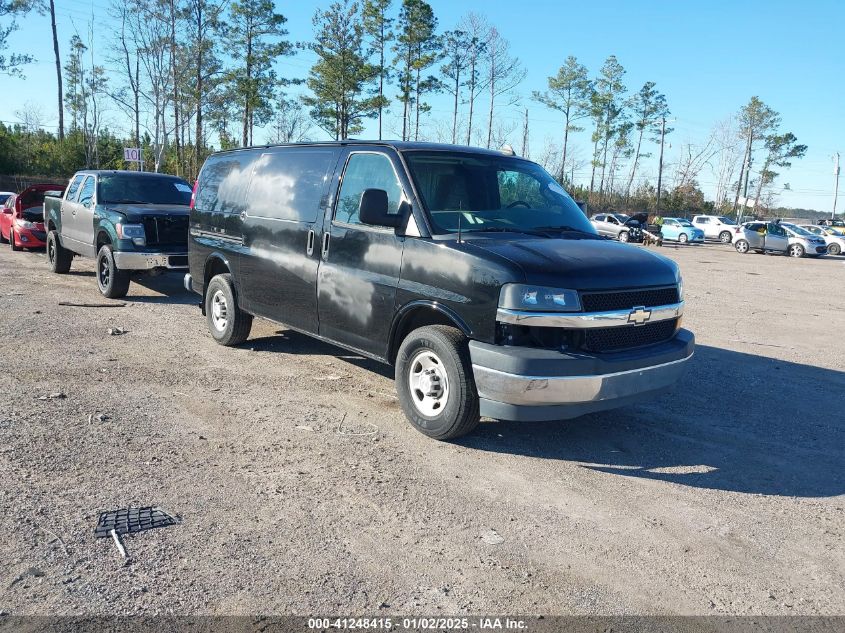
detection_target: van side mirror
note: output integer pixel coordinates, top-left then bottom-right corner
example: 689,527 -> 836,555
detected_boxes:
359,189 -> 400,228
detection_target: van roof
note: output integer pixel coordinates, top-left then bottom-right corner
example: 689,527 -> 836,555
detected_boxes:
209,140 -> 526,159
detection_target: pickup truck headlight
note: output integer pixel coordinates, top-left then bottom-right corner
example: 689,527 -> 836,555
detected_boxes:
678,277 -> 684,301
116,222 -> 146,246
499,284 -> 581,312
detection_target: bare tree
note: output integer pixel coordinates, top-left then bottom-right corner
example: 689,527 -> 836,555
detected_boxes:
482,27 -> 524,149
457,12 -> 487,146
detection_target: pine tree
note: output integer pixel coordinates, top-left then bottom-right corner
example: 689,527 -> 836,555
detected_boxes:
362,0 -> 392,140
393,0 -> 438,141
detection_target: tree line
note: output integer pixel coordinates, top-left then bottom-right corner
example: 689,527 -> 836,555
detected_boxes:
0,0 -> 809,217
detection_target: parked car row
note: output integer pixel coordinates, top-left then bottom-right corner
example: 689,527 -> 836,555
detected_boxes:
17,142 -> 696,441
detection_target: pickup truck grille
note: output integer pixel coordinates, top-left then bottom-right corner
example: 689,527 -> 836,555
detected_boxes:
581,286 -> 679,312
584,319 -> 679,352
142,216 -> 189,247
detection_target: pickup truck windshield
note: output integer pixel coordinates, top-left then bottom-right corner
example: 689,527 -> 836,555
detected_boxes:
404,152 -> 596,236
98,175 -> 192,206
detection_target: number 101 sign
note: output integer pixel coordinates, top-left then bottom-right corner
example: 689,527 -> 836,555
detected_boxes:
123,147 -> 143,162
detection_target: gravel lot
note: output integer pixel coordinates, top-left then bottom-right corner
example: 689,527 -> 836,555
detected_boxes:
0,241 -> 842,616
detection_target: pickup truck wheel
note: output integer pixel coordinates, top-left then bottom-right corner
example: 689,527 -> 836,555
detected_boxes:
618,230 -> 630,243
205,273 -> 252,346
46,231 -> 72,273
9,229 -> 22,251
719,230 -> 732,243
96,245 -> 131,298
395,325 -> 480,441
734,239 -> 749,254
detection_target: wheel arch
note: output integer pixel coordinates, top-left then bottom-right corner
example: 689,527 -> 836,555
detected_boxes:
388,301 -> 471,365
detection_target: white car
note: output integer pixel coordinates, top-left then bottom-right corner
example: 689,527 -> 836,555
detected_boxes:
780,223 -> 829,258
799,224 -> 845,256
691,214 -> 738,243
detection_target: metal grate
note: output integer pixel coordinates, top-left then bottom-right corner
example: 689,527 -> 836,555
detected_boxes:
584,319 -> 678,352
581,286 -> 679,312
142,216 -> 189,246
94,507 -> 179,538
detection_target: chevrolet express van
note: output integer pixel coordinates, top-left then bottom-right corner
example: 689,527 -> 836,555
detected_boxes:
185,142 -> 694,440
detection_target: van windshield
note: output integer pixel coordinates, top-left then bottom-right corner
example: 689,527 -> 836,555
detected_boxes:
99,175 -> 192,206
403,152 -> 597,237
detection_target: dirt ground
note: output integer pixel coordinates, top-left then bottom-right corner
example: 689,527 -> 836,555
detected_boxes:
0,240 -> 842,617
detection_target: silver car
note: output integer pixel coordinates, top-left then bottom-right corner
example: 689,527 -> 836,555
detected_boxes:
590,213 -> 639,242
733,221 -> 789,254
800,224 -> 845,256
781,223 -> 829,258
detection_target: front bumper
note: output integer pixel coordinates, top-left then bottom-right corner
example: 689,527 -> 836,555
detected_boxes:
469,329 -> 694,422
113,251 -> 189,270
14,225 -> 47,247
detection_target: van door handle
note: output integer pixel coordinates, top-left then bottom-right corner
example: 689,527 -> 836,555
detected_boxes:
306,229 -> 315,256
321,232 -> 330,258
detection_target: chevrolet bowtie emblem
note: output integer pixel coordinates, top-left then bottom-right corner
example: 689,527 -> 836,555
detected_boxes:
628,306 -> 652,326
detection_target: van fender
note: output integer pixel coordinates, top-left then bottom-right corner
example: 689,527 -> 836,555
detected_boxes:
388,300 -> 472,363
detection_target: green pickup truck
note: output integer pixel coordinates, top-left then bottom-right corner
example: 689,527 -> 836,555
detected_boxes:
44,170 -> 193,298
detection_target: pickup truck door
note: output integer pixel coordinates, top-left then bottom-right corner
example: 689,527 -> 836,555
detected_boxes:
317,149 -> 407,359
64,175 -> 96,254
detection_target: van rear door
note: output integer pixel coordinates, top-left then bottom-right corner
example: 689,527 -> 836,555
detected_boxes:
316,148 -> 408,358
239,146 -> 340,334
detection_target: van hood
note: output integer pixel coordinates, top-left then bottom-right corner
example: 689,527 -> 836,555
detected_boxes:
103,204 -> 189,222
465,236 -> 680,290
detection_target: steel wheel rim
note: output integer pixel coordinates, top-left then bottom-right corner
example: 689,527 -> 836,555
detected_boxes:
211,290 -> 228,331
99,256 -> 110,287
408,349 -> 450,417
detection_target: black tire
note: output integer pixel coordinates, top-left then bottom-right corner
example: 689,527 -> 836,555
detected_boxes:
0,229 -> 7,244
828,243 -> 841,256
96,245 -> 131,298
9,229 -> 21,251
205,273 -> 252,346
788,243 -> 804,258
735,239 -> 749,254
395,325 -> 480,441
46,231 -> 72,273
678,232 -> 688,244
719,231 -> 732,243
618,230 -> 630,243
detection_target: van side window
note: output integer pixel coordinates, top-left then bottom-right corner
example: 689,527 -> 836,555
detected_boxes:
335,153 -> 402,225
247,148 -> 337,222
66,175 -> 85,202
195,155 -> 253,215
78,177 -> 95,207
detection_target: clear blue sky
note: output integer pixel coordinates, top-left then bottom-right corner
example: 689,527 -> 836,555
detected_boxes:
2,0 -> 843,211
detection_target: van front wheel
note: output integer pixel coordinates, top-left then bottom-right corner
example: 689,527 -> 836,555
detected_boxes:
395,325 -> 480,440
205,273 -> 252,346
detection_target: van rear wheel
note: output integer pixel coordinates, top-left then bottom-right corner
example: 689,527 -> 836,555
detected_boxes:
205,273 -> 252,346
395,325 -> 480,440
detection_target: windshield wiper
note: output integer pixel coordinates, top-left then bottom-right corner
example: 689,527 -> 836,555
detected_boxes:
463,226 -> 551,238
530,225 -> 604,238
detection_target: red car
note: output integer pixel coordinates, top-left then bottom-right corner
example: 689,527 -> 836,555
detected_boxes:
1,183 -> 66,251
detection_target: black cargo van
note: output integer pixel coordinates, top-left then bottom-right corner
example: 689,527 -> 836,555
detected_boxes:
186,141 -> 693,440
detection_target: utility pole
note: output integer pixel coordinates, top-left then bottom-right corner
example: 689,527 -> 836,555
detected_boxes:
833,152 -> 840,219
655,115 -> 666,214
521,108 -> 529,159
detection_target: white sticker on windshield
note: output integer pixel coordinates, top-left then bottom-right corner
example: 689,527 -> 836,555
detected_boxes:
548,182 -> 567,196
174,183 -> 193,193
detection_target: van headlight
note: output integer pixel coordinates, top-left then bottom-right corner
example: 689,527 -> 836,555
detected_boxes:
116,222 -> 146,246
499,284 -> 581,312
